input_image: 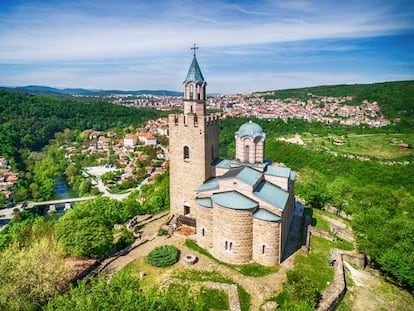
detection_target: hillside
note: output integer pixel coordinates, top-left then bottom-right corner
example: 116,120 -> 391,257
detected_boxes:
257,80 -> 414,120
0,85 -> 183,97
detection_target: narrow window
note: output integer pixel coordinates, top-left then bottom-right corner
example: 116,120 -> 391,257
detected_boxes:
211,145 -> 214,160
229,242 -> 233,251
262,245 -> 266,255
202,228 -> 205,237
189,84 -> 194,99
184,146 -> 190,159
244,145 -> 250,162
225,241 -> 228,250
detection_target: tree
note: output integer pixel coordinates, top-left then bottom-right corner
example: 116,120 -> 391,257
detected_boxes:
296,167 -> 329,208
55,217 -> 113,258
45,271 -> 205,311
0,191 -> 6,207
283,270 -> 321,309
326,176 -> 352,214
0,236 -> 72,310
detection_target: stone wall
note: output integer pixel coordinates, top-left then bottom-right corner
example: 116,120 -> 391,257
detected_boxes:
212,203 -> 254,264
169,113 -> 219,217
196,204 -> 213,249
252,218 -> 280,266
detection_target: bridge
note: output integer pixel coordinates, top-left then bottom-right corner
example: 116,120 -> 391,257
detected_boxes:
26,196 -> 96,208
25,196 -> 97,213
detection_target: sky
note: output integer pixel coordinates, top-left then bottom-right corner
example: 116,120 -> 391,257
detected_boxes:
0,0 -> 413,94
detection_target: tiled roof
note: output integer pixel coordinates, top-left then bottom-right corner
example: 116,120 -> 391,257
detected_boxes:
183,56 -> 205,84
253,180 -> 289,211
253,209 -> 281,222
212,191 -> 258,210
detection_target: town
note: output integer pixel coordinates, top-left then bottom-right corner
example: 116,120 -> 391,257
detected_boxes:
104,91 -> 391,128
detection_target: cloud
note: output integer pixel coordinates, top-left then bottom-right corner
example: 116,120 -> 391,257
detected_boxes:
0,0 -> 412,62
0,0 -> 413,92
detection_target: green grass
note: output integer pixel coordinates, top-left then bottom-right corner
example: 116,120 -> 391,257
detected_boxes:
200,287 -> 229,310
172,269 -> 233,284
172,269 -> 251,311
302,133 -> 414,160
184,239 -> 279,277
295,236 -> 335,291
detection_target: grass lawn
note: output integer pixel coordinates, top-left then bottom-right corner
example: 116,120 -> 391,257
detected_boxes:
301,133 -> 414,160
122,258 -> 251,311
184,239 -> 279,277
295,235 -> 335,291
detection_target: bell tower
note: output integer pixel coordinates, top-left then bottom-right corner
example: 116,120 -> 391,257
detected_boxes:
169,45 -> 219,219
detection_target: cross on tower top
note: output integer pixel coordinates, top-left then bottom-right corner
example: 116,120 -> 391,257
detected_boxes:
191,44 -> 199,56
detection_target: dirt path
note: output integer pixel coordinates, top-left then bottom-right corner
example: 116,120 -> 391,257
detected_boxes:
100,213 -> 297,310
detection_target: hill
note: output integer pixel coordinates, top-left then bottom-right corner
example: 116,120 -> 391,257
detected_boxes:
257,80 -> 414,120
0,85 -> 183,97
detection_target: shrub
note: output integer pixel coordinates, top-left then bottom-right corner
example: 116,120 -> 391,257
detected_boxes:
146,245 -> 179,267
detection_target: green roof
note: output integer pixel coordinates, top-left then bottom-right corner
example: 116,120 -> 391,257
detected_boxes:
184,56 -> 205,84
196,178 -> 219,193
236,166 -> 263,186
253,209 -> 281,222
212,191 -> 258,210
235,121 -> 266,140
215,159 -> 234,169
196,198 -> 212,208
266,165 -> 291,178
253,181 -> 289,211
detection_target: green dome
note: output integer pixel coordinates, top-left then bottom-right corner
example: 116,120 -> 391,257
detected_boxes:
236,121 -> 266,140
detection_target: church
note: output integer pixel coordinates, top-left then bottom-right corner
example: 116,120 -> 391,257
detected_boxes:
169,49 -> 296,266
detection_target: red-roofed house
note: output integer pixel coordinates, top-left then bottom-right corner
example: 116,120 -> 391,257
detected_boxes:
138,132 -> 157,146
124,134 -> 138,147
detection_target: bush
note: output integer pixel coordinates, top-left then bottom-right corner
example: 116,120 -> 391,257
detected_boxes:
146,245 -> 179,267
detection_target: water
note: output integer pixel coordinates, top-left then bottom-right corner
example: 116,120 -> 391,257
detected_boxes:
53,177 -> 77,200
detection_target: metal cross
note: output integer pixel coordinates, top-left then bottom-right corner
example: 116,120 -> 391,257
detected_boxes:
191,44 -> 199,56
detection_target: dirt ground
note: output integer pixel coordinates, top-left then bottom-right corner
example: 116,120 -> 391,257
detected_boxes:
341,262 -> 414,311
101,214 -> 298,310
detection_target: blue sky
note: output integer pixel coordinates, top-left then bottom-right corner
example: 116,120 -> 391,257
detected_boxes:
0,0 -> 413,94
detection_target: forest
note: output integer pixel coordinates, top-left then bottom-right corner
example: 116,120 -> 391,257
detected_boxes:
0,85 -> 413,308
0,90 -> 167,168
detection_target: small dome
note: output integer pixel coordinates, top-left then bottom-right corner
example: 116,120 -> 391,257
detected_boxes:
236,121 -> 266,140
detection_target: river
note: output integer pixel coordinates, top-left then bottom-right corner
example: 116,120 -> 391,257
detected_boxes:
53,177 -> 77,200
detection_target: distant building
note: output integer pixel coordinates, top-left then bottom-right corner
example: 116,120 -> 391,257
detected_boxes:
124,134 -> 138,147
138,132 -> 157,146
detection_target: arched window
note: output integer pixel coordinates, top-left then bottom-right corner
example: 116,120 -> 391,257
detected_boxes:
184,146 -> 190,159
244,145 -> 250,162
189,84 -> 194,99
262,245 -> 266,254
202,228 -> 205,237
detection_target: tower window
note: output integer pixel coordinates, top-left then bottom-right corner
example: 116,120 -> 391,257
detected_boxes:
225,241 -> 233,252
244,145 -> 250,162
211,145 -> 214,160
189,84 -> 194,100
202,228 -> 205,237
262,245 -> 266,255
184,146 -> 190,159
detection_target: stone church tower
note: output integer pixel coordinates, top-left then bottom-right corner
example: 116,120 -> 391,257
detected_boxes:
169,48 -> 220,218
